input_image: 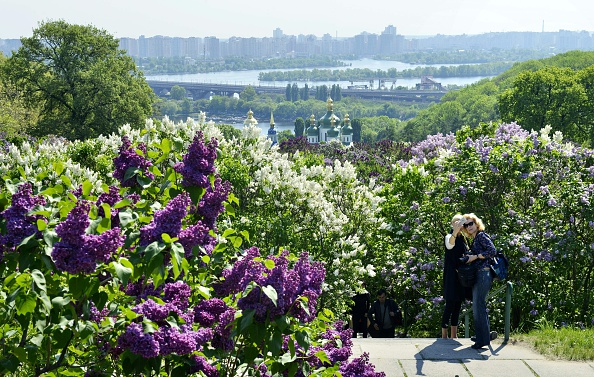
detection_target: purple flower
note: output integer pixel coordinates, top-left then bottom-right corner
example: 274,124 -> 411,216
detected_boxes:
189,355 -> 219,377
113,136 -> 154,188
118,323 -> 160,358
339,352 -> 385,377
174,132 -> 218,188
97,186 -> 122,227
52,201 -> 124,274
178,221 -> 216,259
194,298 -> 231,327
0,182 -> 46,255
140,193 -> 191,246
196,176 -> 231,230
153,326 -> 197,356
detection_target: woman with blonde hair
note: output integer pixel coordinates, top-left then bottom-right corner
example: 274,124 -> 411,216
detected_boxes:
461,213 -> 498,349
441,214 -> 471,338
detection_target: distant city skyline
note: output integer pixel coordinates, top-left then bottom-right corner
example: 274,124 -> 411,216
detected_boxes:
1,0 -> 593,40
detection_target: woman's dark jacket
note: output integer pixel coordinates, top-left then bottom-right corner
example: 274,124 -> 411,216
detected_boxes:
443,232 -> 471,302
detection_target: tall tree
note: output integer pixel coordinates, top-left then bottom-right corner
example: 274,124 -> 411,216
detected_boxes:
294,117 -> 305,137
499,67 -> 587,144
352,118 -> 362,142
2,20 -> 154,140
291,83 -> 299,102
170,85 -> 187,100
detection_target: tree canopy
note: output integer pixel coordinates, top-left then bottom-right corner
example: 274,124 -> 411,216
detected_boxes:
1,20 -> 155,141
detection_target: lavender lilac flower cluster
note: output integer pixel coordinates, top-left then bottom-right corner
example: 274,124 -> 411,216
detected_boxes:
174,131 -> 218,188
119,281 -> 215,358
0,182 -> 46,257
112,136 -> 155,187
139,192 -> 191,246
51,200 -> 124,274
214,247 -> 325,323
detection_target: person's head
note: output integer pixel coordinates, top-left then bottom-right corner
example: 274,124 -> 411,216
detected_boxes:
451,214 -> 466,228
461,213 -> 485,235
377,288 -> 388,303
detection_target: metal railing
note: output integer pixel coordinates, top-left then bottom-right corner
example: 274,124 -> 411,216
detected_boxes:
463,281 -> 513,341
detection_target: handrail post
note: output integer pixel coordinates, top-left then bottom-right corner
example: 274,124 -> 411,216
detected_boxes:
504,281 -> 513,342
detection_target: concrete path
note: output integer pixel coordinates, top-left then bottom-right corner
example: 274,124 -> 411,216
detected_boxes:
350,337 -> 594,377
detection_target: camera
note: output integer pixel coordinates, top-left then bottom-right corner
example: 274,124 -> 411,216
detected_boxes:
459,256 -> 470,263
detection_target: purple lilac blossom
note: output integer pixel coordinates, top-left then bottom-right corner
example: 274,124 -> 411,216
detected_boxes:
153,326 -> 197,356
139,193 -> 191,246
118,323 -> 160,358
196,176 -> 231,230
189,355 -> 219,377
178,221 -> 216,259
174,131 -> 218,188
52,200 -> 124,274
339,352 -> 386,377
112,136 -> 154,188
163,281 -> 192,311
194,298 -> 231,327
97,186 -> 122,227
0,182 -> 46,255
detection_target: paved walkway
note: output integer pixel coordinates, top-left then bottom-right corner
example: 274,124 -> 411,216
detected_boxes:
351,337 -> 594,377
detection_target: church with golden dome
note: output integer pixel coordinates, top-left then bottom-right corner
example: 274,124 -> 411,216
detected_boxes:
242,97 -> 353,146
306,98 -> 353,146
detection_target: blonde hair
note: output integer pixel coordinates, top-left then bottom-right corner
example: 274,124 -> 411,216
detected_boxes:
462,213 -> 485,232
451,214 -> 464,225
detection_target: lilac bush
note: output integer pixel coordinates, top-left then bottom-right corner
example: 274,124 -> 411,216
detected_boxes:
0,124 -> 380,377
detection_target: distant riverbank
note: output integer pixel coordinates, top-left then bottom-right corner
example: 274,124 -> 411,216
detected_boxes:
147,58 -> 493,89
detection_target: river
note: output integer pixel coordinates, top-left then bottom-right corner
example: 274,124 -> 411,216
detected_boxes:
146,58 -> 491,89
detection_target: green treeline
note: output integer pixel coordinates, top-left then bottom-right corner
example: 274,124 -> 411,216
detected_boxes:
405,50 -> 594,146
381,49 -> 551,64
258,62 -> 512,82
136,56 -> 349,75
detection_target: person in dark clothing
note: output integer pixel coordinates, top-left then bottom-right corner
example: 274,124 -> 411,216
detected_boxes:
367,289 -> 402,338
441,214 -> 472,339
462,213 -> 498,349
350,283 -> 371,338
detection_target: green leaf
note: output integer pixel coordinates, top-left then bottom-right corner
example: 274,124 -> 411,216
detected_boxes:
119,210 -> 136,227
295,330 -> 310,353
196,286 -> 211,299
262,285 -> 278,307
187,185 -> 205,204
314,350 -> 331,365
281,351 -> 297,365
31,270 -> 46,292
264,259 -> 275,270
113,198 -> 132,209
144,242 -> 164,263
114,259 -> 133,286
240,230 -> 250,242
51,296 -> 71,307
124,167 -> 140,182
275,315 -> 290,332
60,175 -> 73,188
15,292 -> 37,315
100,202 -> 111,220
239,309 -> 255,333
222,228 -> 236,237
36,219 -> 47,231
82,180 -> 93,196
269,330 -> 283,356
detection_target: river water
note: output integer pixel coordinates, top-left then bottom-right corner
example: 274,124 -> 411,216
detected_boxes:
156,58 -> 493,136
146,58 -> 491,89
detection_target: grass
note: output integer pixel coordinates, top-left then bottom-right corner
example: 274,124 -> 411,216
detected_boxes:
510,326 -> 594,361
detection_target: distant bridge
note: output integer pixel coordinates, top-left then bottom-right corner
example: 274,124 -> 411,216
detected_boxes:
146,80 -> 446,103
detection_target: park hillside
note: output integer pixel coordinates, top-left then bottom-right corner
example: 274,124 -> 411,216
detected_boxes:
1,20 -> 594,376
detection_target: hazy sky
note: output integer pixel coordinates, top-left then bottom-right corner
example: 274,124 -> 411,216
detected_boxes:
1,0 -> 593,39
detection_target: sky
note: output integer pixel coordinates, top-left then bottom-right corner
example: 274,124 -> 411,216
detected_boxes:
1,0 -> 593,40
